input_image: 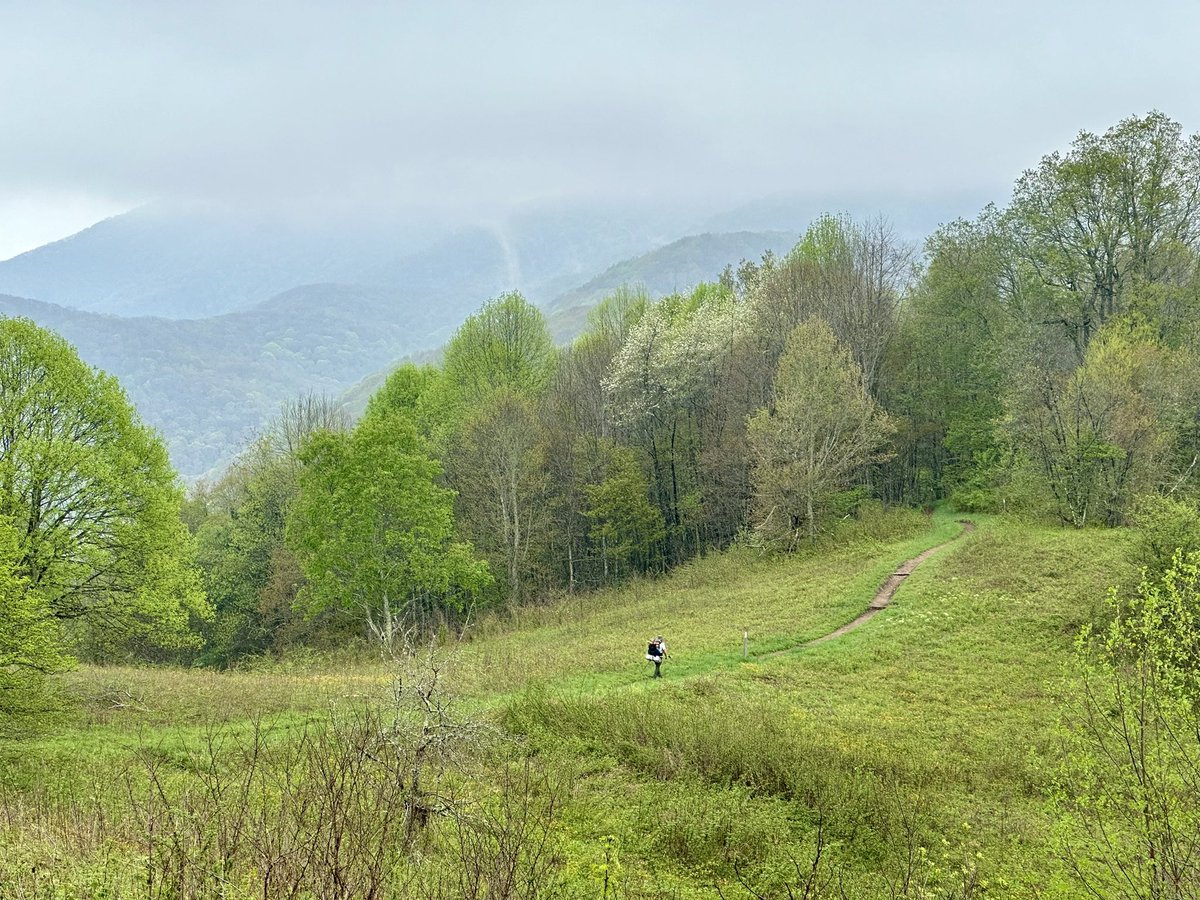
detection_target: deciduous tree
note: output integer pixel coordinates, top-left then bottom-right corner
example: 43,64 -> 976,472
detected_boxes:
747,320 -> 895,546
191,393 -> 348,665
584,444 -> 664,580
0,317 -> 207,658
1008,324 -> 1185,527
1006,112 -> 1200,358
440,294 -> 557,601
448,390 -> 548,602
288,401 -> 490,646
441,291 -> 556,412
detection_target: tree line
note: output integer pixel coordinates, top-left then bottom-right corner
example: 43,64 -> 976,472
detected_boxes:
2,111 -> 1198,676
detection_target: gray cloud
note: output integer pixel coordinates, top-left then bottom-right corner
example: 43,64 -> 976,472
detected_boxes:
2,0 -> 1198,255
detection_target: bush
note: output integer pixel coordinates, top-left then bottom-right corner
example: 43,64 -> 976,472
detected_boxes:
1130,493 -> 1200,578
1056,553 -> 1200,898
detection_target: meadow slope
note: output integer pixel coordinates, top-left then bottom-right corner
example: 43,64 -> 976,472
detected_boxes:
0,510 -> 1134,897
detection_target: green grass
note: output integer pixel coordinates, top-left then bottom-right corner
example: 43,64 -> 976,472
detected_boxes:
456,507 -> 962,695
0,510 -> 1138,897
499,517 -> 1134,895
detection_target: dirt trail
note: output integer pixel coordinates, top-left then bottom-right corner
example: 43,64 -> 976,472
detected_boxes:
766,520 -> 976,657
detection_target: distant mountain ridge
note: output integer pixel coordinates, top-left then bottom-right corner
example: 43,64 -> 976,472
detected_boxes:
0,230 -> 798,478
0,204 -> 690,319
0,192 -> 982,479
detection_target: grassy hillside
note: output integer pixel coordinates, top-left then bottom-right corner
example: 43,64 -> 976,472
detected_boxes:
493,514 -> 1132,895
0,510 -> 1136,896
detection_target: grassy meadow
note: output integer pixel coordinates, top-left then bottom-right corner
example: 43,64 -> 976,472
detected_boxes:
0,508 -> 1137,898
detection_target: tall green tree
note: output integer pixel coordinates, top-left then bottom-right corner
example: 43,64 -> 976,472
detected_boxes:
1008,323 -> 1187,527
288,400 -> 490,647
747,319 -> 895,546
441,294 -> 556,601
364,364 -> 443,439
191,393 -> 348,665
0,317 -> 207,658
448,391 -> 549,602
880,215 -> 1011,507
1006,112 -> 1200,358
534,293 -> 652,591
441,291 -> 556,412
584,444 -> 664,580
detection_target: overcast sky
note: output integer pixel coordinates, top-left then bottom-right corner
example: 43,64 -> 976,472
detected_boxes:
1,0 -> 1197,259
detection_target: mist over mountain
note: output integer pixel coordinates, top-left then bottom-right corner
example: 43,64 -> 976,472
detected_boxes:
0,202 -> 697,319
0,193 -> 976,320
0,191 -> 986,479
0,206 -> 425,318
0,220 -> 833,478
696,190 -> 993,242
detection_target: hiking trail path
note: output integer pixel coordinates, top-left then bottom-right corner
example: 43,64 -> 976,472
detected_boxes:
765,519 -> 977,657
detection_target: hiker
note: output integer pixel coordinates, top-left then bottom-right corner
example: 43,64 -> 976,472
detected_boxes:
646,635 -> 667,678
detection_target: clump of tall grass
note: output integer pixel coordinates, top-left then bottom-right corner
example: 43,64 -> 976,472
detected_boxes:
1,655 -> 572,899
822,501 -> 930,549
505,688 -> 956,798
503,685 -> 1002,892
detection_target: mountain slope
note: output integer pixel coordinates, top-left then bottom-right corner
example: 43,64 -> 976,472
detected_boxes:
543,230 -> 799,340
340,230 -> 800,415
0,204 -> 689,320
0,287 -> 442,478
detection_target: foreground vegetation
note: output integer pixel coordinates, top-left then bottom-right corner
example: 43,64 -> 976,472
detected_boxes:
0,511 -> 1159,897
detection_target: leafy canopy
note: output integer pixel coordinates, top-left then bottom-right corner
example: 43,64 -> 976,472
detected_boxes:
442,291 -> 556,411
748,319 -> 895,544
288,393 -> 491,644
0,316 -> 207,657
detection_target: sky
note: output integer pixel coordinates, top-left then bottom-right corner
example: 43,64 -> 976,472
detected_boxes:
1,0 -> 1198,260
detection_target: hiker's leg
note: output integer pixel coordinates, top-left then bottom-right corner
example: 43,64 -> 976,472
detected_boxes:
654,660 -> 661,678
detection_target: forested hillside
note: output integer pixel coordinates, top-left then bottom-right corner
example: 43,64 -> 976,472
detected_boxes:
172,113 -> 1200,665
0,231 -> 804,477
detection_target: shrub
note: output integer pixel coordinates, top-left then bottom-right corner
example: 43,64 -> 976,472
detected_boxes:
1130,493 -> 1200,578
